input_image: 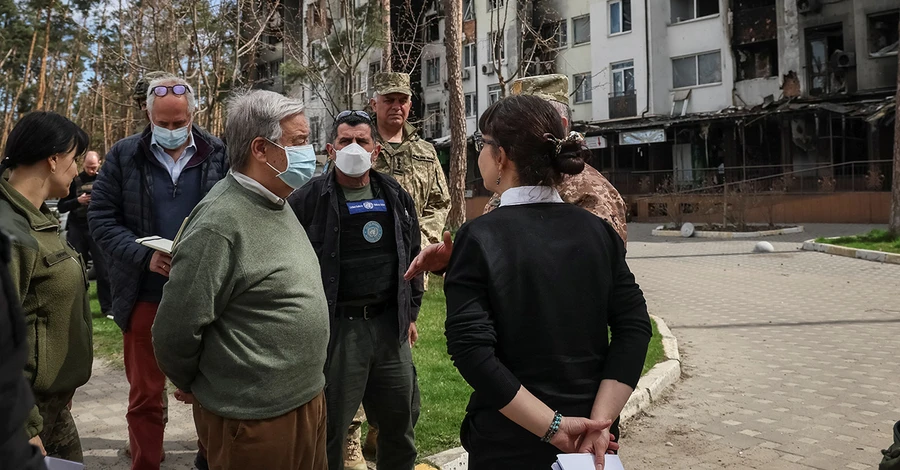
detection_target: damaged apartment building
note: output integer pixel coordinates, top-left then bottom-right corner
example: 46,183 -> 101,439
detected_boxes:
584,0 -> 898,223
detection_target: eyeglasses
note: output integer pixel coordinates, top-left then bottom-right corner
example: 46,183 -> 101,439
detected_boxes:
151,85 -> 190,97
473,132 -> 498,152
335,110 -> 371,121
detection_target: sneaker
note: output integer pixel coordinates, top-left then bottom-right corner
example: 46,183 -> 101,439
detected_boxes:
106,314 -> 114,320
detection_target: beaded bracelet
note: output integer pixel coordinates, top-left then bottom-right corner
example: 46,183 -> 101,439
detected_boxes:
541,411 -> 563,443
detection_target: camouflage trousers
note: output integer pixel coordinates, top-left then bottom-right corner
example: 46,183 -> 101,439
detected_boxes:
34,390 -> 82,462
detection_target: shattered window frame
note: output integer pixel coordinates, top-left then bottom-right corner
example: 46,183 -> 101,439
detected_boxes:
574,72 -> 593,103
867,10 -> 899,57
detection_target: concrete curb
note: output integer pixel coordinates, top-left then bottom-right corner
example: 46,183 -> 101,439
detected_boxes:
652,225 -> 804,239
421,315 -> 681,470
801,238 -> 900,265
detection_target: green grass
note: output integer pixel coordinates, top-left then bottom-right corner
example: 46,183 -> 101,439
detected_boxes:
816,229 -> 900,254
411,275 -> 473,456
643,318 -> 664,375
88,283 -> 124,365
88,275 -> 666,457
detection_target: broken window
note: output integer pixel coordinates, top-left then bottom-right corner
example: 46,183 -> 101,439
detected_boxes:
491,30 -> 505,61
672,51 -> 721,88
671,0 -> 719,24
463,42 -> 477,68
574,72 -> 593,103
367,62 -> 381,97
465,93 -> 476,118
868,10 -> 899,57
488,84 -> 502,104
611,60 -> 635,96
573,15 -> 591,45
672,90 -> 691,116
735,40 -> 779,80
463,0 -> 474,20
426,15 -> 440,42
806,24 -> 844,96
609,0 -> 632,35
426,58 -> 441,86
541,20 -> 568,49
426,103 -> 442,138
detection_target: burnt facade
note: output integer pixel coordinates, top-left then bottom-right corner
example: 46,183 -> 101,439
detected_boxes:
580,0 -> 897,223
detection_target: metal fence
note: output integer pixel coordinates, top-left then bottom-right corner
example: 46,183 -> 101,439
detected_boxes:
602,160 -> 894,196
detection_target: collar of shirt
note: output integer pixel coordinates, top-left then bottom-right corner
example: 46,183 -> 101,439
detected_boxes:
499,185 -> 563,208
150,132 -> 197,183
231,171 -> 285,206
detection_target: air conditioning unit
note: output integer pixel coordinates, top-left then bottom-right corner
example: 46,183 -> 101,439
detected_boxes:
462,69 -> 472,80
482,63 -> 495,75
832,51 -> 856,68
797,0 -> 822,14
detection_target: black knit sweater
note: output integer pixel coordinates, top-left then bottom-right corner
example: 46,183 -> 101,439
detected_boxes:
444,202 -> 651,419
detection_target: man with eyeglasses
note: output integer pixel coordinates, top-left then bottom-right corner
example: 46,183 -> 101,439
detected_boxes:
133,71 -> 169,123
288,110 -> 424,470
89,74 -> 228,470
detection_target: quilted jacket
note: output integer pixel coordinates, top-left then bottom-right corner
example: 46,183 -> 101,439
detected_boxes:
88,125 -> 227,331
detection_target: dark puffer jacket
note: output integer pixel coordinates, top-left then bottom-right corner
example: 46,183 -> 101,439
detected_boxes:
88,125 -> 228,331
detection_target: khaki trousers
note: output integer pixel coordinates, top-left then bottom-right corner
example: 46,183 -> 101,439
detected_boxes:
193,391 -> 327,470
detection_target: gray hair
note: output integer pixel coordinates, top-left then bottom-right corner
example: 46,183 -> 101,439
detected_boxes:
548,100 -> 572,132
146,74 -> 197,116
224,90 -> 306,171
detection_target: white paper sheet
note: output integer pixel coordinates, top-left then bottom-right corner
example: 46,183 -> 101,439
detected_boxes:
554,453 -> 625,470
45,456 -> 85,470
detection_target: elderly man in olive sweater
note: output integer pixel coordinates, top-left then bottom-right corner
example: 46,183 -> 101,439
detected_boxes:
152,90 -> 328,470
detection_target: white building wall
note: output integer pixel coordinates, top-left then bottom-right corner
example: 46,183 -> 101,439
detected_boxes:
474,0 -> 515,122
590,0 -> 650,120
554,0 -> 594,122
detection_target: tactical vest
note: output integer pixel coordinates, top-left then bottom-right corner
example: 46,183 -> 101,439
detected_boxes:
336,183 -> 398,307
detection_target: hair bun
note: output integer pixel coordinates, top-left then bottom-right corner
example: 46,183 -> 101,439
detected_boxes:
544,132 -> 587,175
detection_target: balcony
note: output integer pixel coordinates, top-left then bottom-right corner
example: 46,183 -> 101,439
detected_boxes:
608,90 -> 637,119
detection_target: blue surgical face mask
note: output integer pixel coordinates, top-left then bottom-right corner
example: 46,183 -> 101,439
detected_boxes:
266,140 -> 317,189
152,124 -> 191,150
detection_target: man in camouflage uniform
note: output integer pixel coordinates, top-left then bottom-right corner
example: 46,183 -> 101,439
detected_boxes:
482,74 -> 628,244
370,72 -> 450,248
342,72 -> 448,468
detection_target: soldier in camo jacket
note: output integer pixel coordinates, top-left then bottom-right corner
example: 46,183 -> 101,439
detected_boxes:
482,74 -> 628,245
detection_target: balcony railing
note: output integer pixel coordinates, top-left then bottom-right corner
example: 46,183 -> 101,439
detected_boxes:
608,90 -> 637,119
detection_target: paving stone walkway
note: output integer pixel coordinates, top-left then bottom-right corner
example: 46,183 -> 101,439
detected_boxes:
72,223 -> 898,469
618,223 -> 900,469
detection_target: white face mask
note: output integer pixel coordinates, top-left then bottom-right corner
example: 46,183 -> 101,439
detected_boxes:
334,143 -> 373,178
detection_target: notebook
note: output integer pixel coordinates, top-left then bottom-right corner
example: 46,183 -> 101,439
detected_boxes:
45,456 -> 85,470
135,217 -> 189,255
551,453 -> 624,470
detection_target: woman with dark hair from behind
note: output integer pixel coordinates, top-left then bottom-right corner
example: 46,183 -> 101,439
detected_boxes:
444,95 -> 651,469
0,111 -> 93,462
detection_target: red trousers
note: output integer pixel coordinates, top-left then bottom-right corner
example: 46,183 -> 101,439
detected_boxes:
124,302 -> 166,470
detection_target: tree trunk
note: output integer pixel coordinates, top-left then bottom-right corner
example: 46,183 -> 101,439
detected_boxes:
1,23 -> 40,149
890,17 -> 900,236
382,0 -> 391,72
444,0 -> 466,229
35,0 -> 56,110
